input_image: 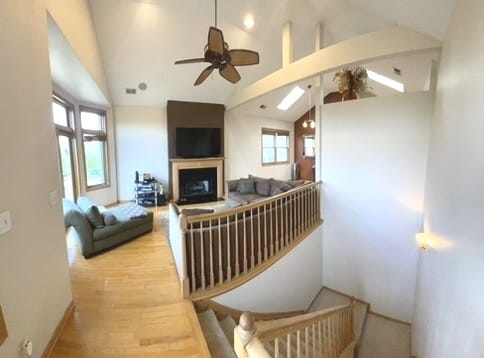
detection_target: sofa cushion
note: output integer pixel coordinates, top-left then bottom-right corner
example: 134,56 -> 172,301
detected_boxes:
255,179 -> 271,196
85,206 -> 105,228
237,179 -> 256,194
102,212 -> 117,226
270,179 -> 292,195
286,180 -> 305,188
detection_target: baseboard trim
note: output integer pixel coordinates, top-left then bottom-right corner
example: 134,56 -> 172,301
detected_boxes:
41,301 -> 74,358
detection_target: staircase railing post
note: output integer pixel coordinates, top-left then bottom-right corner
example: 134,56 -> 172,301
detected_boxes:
234,312 -> 255,357
179,213 -> 190,298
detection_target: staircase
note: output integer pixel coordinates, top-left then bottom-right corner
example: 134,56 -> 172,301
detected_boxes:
196,287 -> 411,357
197,310 -> 237,358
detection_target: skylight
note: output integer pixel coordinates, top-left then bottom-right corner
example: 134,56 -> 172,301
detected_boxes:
367,70 -> 405,93
277,86 -> 305,111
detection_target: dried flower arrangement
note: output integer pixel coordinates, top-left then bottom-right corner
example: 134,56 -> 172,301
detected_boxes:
333,66 -> 368,94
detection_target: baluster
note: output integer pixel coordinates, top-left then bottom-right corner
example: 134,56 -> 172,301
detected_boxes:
243,210 -> 247,273
318,321 -> 322,356
289,193 -> 293,241
235,213 -> 240,277
299,191 -> 302,236
264,203 -> 268,260
305,326 -> 309,357
285,196 -> 289,247
250,208 -> 255,268
200,223 -> 205,290
269,201 -> 274,257
226,215 -> 231,281
257,206 -> 262,264
297,329 -> 301,358
218,218 -> 223,285
287,333 -> 292,358
190,224 -> 196,293
303,189 -> 307,232
275,199 -> 279,252
274,337 -> 280,358
209,220 -> 214,288
312,323 -> 316,357
323,319 -> 329,358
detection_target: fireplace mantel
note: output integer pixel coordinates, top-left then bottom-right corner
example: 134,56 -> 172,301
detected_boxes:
170,157 -> 224,202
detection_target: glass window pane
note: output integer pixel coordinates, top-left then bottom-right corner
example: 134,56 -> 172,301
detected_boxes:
276,148 -> 288,162
276,135 -> 288,148
84,140 -> 106,186
263,148 -> 275,163
81,111 -> 103,130
305,146 -> 315,157
58,135 -> 75,201
262,134 -> 275,148
52,102 -> 68,127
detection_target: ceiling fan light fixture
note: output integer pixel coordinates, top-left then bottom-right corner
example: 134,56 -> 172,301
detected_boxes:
277,86 -> 305,111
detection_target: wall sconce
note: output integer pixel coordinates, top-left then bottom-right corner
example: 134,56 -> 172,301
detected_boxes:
416,232 -> 432,250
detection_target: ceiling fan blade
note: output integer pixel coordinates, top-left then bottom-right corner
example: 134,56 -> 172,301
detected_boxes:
207,26 -> 224,55
219,63 -> 241,84
175,58 -> 206,65
228,49 -> 260,66
194,65 -> 215,86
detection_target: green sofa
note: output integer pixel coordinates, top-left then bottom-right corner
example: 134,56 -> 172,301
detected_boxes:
62,196 -> 153,258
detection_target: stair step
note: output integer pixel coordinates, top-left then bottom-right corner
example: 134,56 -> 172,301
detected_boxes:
197,310 -> 237,358
218,315 -> 237,346
309,287 -> 369,345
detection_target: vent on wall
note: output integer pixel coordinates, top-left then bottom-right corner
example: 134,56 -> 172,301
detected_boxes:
393,67 -> 402,76
126,88 -> 137,94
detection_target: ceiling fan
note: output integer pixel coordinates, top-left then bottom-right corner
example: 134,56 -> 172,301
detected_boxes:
174,0 -> 260,86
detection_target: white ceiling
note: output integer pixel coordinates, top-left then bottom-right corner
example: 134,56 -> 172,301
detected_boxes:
86,0 -> 455,120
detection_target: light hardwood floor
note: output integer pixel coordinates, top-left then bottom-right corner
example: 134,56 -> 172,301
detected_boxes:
50,206 -> 207,357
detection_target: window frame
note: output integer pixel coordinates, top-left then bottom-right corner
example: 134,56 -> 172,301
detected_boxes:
52,94 -> 78,200
79,105 -> 110,190
261,128 -> 290,166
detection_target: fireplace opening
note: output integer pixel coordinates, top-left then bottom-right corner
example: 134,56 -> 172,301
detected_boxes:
178,167 -> 217,204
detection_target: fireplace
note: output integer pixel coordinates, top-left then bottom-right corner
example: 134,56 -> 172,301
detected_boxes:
170,157 -> 224,203
179,168 -> 217,204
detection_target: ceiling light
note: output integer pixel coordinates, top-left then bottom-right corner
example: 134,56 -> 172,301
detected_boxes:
244,14 -> 254,30
367,70 -> 405,92
277,86 -> 305,111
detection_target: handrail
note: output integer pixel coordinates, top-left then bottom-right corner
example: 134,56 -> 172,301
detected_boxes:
172,181 -> 322,300
235,303 -> 355,358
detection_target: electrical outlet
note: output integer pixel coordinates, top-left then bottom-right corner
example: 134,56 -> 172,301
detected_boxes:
0,211 -> 11,236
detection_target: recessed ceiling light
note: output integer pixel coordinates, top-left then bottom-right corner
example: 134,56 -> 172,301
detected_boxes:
244,14 -> 254,30
367,70 -> 405,93
277,86 -> 305,111
138,82 -> 147,91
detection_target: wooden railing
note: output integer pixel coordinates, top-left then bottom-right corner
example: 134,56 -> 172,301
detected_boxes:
235,304 -> 355,358
170,182 -> 322,300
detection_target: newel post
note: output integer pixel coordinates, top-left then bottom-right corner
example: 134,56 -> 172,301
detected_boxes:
234,312 -> 256,357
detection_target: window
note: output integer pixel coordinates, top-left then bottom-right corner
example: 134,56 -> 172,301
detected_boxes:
52,95 -> 77,201
262,128 -> 289,165
303,135 -> 315,158
80,107 -> 109,188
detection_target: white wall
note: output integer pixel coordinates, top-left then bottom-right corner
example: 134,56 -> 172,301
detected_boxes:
0,1 -> 72,357
115,106 -> 169,201
413,0 -> 484,356
213,226 -> 323,312
225,111 -> 294,180
321,92 -> 433,322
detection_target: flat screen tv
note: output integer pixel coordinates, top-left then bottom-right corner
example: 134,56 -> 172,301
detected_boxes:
176,127 -> 221,158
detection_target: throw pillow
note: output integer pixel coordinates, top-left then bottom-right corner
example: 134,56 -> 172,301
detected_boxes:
271,187 -> 283,196
85,206 -> 105,228
255,179 -> 271,196
286,180 -> 305,188
102,213 -> 117,226
237,179 -> 255,194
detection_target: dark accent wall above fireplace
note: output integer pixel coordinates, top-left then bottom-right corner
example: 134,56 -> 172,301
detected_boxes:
167,100 -> 225,159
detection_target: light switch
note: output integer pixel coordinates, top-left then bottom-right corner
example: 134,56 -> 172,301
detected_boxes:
0,211 -> 11,236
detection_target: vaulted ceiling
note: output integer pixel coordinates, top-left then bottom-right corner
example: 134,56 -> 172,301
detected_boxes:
87,0 -> 455,119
